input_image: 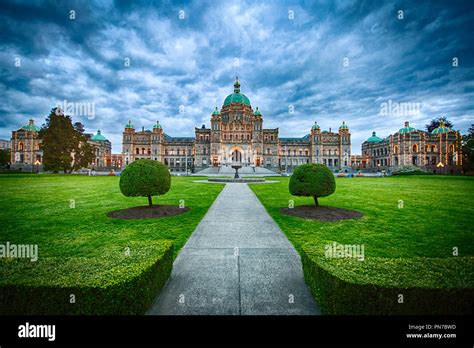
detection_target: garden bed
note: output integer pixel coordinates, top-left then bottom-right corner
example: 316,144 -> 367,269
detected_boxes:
0,240 -> 173,315
281,205 -> 363,221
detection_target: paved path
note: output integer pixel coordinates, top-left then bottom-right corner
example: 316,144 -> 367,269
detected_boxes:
147,183 -> 319,315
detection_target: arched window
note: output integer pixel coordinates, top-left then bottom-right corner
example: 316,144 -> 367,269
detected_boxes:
142,148 -> 145,154
431,145 -> 437,152
425,145 -> 429,152
19,142 -> 24,151
394,145 -> 398,154
136,148 -> 140,155
412,144 -> 418,153
449,145 -> 454,153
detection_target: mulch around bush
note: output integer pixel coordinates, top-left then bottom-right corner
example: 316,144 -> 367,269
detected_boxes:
281,205 -> 364,221
108,205 -> 190,220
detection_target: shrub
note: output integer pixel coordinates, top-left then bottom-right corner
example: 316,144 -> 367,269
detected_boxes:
301,246 -> 474,315
392,165 -> 432,176
289,163 -> 336,205
120,159 -> 171,206
0,240 -> 173,314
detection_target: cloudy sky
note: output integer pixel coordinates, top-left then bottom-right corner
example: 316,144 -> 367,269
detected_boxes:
1,0 -> 473,153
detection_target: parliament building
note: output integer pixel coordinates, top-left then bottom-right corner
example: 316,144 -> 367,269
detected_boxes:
122,78 -> 352,173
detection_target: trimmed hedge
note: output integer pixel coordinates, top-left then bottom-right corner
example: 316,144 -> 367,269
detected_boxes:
289,163 -> 336,205
392,165 -> 433,176
0,240 -> 173,315
302,246 -> 474,315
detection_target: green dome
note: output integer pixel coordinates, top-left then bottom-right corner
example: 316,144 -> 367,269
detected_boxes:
312,121 -> 320,130
153,120 -> 162,129
399,121 -> 416,134
91,130 -> 107,141
212,107 -> 220,116
223,93 -> 251,106
125,120 -> 134,129
339,121 -> 348,130
431,121 -> 451,134
223,77 -> 251,107
366,131 -> 382,143
253,107 -> 262,116
22,119 -> 40,132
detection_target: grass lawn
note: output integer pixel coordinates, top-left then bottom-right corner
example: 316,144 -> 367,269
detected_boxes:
0,174 -> 224,259
250,175 -> 474,314
0,174 -> 224,314
250,176 -> 474,259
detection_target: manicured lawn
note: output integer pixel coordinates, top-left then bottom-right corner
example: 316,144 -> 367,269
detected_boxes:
250,175 -> 474,314
0,174 -> 224,314
250,176 -> 474,258
0,174 -> 224,259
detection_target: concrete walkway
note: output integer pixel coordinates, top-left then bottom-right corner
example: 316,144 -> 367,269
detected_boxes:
147,183 -> 319,315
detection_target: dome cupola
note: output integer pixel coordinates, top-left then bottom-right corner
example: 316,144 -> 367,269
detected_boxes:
223,76 -> 251,107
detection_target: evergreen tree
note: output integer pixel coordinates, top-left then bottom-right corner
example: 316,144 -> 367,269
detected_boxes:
425,117 -> 453,133
40,108 -> 94,173
462,124 -> 474,173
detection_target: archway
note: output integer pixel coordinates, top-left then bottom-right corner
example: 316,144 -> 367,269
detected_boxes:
232,149 -> 242,163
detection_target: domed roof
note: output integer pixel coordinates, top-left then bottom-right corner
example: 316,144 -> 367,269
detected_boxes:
399,121 -> 416,134
153,120 -> 162,129
212,107 -> 220,116
339,121 -> 349,130
125,120 -> 134,129
312,121 -> 320,130
223,77 -> 251,107
253,107 -> 262,116
91,130 -> 107,141
21,119 -> 40,132
431,120 -> 451,134
366,131 -> 382,143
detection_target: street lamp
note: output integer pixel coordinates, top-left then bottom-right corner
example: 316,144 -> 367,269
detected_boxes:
34,160 -> 41,173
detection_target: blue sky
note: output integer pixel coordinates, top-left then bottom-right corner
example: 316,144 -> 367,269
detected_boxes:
0,0 -> 473,154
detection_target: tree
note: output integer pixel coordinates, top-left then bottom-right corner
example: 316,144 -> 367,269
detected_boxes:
0,149 -> 11,166
73,122 -> 85,134
289,163 -> 336,206
39,108 -> 94,173
462,124 -> 474,173
39,108 -> 76,173
426,117 -> 453,133
119,159 -> 171,207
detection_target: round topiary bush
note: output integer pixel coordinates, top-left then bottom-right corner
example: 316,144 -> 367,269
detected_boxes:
119,159 -> 171,207
289,163 -> 336,206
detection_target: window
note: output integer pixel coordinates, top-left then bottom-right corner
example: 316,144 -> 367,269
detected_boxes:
142,148 -> 145,154
412,144 -> 418,153
136,148 -> 140,155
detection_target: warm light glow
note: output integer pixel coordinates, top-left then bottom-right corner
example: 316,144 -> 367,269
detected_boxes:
437,162 -> 444,168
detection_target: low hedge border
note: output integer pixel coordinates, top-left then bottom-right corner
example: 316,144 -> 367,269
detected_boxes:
0,240 -> 173,314
302,246 -> 474,315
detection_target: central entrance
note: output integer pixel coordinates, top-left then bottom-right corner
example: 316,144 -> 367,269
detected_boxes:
232,149 -> 242,163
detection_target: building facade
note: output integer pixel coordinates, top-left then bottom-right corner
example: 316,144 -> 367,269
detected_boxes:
123,78 -> 351,173
352,121 -> 462,174
0,139 -> 11,150
10,120 -> 119,171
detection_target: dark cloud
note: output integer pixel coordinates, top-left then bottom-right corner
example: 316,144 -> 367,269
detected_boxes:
0,0 -> 473,152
